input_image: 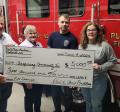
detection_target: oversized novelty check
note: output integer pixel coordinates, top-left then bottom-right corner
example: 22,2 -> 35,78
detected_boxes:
4,46 -> 94,88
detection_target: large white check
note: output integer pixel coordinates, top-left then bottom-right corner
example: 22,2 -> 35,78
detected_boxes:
4,46 -> 94,88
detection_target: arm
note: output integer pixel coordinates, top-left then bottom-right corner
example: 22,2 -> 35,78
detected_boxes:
0,74 -> 6,83
99,44 -> 117,72
3,32 -> 17,45
69,33 -> 78,49
70,38 -> 78,49
93,42 -> 117,72
47,34 -> 53,48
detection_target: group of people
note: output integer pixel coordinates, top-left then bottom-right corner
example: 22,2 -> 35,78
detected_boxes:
0,13 -> 117,112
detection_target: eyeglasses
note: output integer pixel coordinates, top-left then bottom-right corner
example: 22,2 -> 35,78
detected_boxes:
29,36 -> 37,38
87,29 -> 97,32
60,21 -> 69,24
29,32 -> 38,38
29,32 -> 37,35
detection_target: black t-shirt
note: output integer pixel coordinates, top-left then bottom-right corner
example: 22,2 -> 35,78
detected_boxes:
48,32 -> 78,49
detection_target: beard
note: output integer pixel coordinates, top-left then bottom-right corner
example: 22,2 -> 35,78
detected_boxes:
60,26 -> 69,34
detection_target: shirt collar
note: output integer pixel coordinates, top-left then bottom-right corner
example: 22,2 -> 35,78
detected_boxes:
0,33 -> 5,40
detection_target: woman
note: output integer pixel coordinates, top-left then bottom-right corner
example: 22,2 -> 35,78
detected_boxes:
79,22 -> 117,112
20,25 -> 43,112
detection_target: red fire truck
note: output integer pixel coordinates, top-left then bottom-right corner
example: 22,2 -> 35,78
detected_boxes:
0,0 -> 120,105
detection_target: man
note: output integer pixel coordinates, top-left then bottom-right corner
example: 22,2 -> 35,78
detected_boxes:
0,17 -> 17,112
48,14 -> 78,112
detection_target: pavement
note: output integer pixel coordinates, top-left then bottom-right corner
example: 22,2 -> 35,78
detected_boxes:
7,83 -> 57,112
7,83 -> 120,112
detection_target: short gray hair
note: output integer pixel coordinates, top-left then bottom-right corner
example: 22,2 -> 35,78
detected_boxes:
58,14 -> 70,21
24,25 -> 36,37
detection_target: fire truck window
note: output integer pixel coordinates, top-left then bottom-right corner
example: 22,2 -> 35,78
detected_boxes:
26,0 -> 50,18
59,0 -> 84,16
108,0 -> 120,14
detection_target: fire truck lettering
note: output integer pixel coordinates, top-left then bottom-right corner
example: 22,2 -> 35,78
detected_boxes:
110,33 -> 120,39
112,41 -> 120,47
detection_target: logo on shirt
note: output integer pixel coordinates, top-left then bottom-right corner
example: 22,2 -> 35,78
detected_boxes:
64,40 -> 69,47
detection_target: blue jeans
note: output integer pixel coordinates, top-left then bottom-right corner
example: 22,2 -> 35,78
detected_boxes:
81,75 -> 107,112
0,83 -> 13,112
51,85 -> 73,112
